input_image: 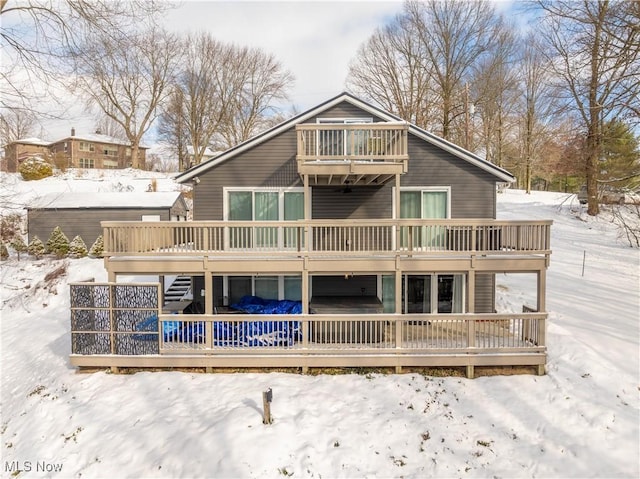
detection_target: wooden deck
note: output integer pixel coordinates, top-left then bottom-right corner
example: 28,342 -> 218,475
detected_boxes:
69,282 -> 546,378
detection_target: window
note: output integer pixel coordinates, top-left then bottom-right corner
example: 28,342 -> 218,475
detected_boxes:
225,188 -> 304,249
103,147 -> 118,156
78,158 -> 94,168
397,187 -> 450,249
103,159 -> 119,169
226,275 -> 302,303
381,273 -> 465,314
79,142 -> 94,152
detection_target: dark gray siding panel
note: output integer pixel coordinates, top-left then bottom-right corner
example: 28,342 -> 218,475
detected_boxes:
304,101 -> 388,123
474,273 -> 495,313
192,130 -> 300,220
312,275 -> 377,297
312,186 -> 392,219
27,208 -> 171,247
193,105 -> 499,221
404,135 -> 497,219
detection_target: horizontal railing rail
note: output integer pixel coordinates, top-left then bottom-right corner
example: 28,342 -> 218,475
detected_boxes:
101,219 -> 552,258
70,310 -> 547,357
296,122 -> 409,162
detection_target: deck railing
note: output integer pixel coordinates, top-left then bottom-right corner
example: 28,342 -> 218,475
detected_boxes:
71,308 -> 546,357
70,283 -> 547,374
296,122 -> 409,162
101,219 -> 552,258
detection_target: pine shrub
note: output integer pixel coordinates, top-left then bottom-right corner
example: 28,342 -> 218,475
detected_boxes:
89,235 -> 104,258
28,236 -> 46,258
0,242 -> 8,260
68,236 -> 88,258
19,157 -> 53,181
0,213 -> 23,242
10,236 -> 27,260
46,226 -> 70,258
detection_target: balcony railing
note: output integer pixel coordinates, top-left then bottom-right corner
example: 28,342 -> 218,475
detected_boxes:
101,219 -> 552,258
296,122 -> 409,162
69,283 -> 547,374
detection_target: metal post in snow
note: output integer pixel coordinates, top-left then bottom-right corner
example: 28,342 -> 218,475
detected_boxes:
263,388 -> 273,425
582,250 -> 586,277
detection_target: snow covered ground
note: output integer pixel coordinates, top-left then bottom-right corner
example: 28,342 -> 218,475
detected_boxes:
1,170 -> 638,478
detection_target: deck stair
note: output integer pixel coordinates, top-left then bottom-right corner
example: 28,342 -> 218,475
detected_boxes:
164,275 -> 192,302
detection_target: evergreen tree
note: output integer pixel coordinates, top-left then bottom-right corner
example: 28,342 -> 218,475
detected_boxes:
0,242 -> 8,260
68,236 -> 88,258
10,236 -> 27,261
28,236 -> 46,258
600,120 -> 640,191
46,226 -> 70,258
89,235 -> 104,258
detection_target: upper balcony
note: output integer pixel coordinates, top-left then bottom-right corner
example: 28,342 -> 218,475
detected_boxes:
296,122 -> 409,186
101,219 -> 552,276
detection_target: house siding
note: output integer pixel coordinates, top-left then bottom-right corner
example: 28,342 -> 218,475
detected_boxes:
189,99 -> 502,313
27,207 -> 173,248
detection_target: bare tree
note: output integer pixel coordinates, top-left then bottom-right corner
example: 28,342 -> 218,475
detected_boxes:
405,0 -> 500,143
534,0 -> 640,215
515,32 -> 560,193
347,13 -> 436,130
156,87 -> 190,171
0,108 -> 37,144
159,33 -> 293,167
0,0 -> 169,114
71,26 -> 179,169
93,114 -> 128,140
217,46 -> 294,147
470,17 -> 520,164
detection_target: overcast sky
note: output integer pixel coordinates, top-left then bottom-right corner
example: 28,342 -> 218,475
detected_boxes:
37,0 -> 516,143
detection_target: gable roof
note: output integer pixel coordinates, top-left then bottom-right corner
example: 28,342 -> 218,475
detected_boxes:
4,137 -> 50,148
51,133 -> 149,149
27,192 -> 187,210
175,92 -> 515,184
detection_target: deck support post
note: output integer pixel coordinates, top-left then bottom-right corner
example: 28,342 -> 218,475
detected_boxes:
466,365 -> 475,379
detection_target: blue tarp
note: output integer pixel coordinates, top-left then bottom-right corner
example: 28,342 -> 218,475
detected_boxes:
134,296 -> 302,346
230,295 -> 302,315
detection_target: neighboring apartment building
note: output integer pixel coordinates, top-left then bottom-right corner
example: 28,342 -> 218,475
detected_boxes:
1,138 -> 50,172
2,128 -> 148,172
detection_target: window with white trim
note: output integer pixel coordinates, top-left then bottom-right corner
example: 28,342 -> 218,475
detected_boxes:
79,141 -> 94,152
395,187 -> 451,249
224,187 -> 305,249
78,158 -> 94,168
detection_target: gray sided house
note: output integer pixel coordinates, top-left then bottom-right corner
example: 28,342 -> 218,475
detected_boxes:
28,192 -> 188,247
178,93 -> 513,314
70,93 -> 551,376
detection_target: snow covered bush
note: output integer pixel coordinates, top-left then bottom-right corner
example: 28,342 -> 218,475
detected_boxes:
89,235 -> 104,258
0,242 -> 8,260
19,156 -> 53,181
27,236 -> 46,258
10,236 -> 27,260
68,236 -> 88,258
0,213 -> 23,242
46,226 -> 70,258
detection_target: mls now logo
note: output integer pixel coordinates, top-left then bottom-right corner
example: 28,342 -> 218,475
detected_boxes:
5,460 -> 64,473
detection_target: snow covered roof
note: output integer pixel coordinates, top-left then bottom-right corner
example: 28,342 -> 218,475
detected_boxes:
27,192 -> 186,210
8,137 -> 50,147
186,145 -> 217,157
51,133 -> 149,149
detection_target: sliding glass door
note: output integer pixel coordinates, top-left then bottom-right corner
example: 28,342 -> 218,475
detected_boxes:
226,188 -> 304,249
399,188 -> 449,248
